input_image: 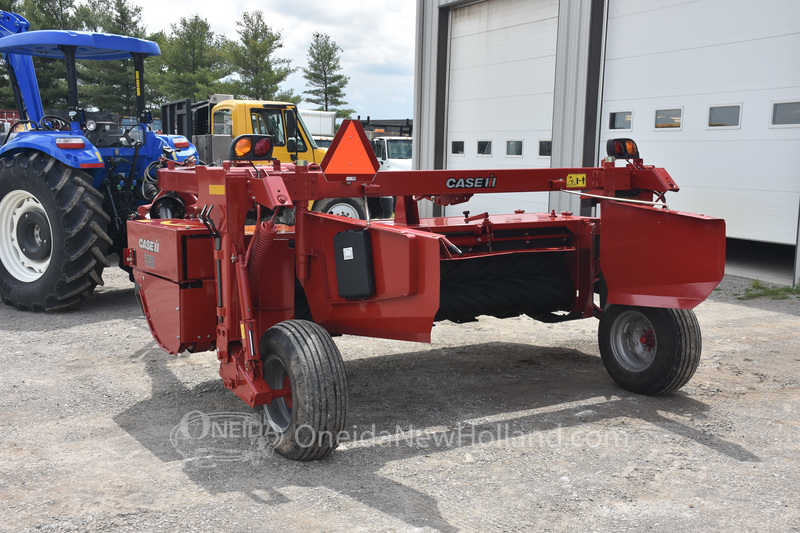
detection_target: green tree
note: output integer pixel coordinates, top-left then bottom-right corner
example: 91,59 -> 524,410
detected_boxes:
143,30 -> 169,108
154,15 -> 231,102
0,0 -> 20,11
72,0 -> 104,31
74,0 -> 148,117
302,33 -> 353,118
0,0 -> 23,109
222,11 -> 297,102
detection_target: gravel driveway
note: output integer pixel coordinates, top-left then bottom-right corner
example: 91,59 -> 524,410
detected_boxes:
0,269 -> 798,532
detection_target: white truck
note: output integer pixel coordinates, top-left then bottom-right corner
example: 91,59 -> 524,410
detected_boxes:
298,109 -> 336,148
371,136 -> 413,171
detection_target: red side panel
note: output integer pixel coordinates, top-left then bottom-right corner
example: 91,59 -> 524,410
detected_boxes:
126,218 -> 214,281
126,219 -> 217,354
600,201 -> 726,309
136,274 -> 217,354
301,213 -> 441,342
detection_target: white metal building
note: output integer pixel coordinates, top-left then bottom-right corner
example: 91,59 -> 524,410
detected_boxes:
442,0 -> 559,215
413,0 -> 800,279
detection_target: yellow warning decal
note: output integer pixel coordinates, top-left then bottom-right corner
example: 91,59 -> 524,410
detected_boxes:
209,184 -> 225,195
240,323 -> 245,339
566,174 -> 587,188
95,150 -> 103,163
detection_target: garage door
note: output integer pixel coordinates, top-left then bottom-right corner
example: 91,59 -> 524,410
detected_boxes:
600,0 -> 800,245
445,0 -> 559,216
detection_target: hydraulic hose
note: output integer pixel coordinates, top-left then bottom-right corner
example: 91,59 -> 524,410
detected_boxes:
247,219 -> 277,291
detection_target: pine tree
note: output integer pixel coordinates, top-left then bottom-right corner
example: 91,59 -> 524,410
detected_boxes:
0,0 -> 20,13
302,33 -> 353,118
155,15 -> 231,102
222,11 -> 297,102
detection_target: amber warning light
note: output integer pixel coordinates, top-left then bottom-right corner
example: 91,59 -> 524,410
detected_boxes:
320,120 -> 380,182
227,135 -> 274,160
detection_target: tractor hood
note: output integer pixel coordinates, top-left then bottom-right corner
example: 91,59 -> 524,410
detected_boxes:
0,29 -> 160,59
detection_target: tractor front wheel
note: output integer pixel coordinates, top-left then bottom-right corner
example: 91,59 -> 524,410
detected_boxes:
0,152 -> 111,311
258,320 -> 348,460
598,304 -> 701,395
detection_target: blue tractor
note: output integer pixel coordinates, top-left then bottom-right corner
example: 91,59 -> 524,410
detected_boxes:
0,11 -> 198,310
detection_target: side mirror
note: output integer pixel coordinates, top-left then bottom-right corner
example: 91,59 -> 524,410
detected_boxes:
286,138 -> 297,153
285,110 -> 297,139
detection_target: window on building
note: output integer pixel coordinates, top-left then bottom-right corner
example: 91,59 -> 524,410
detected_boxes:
655,108 -> 682,129
506,140 -> 523,156
451,140 -> 464,155
709,105 -> 741,128
609,111 -> 632,130
539,140 -> 552,157
477,140 -> 492,156
772,102 -> 800,125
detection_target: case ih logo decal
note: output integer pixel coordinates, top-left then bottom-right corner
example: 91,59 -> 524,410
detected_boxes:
139,238 -> 159,269
446,175 -> 497,189
138,239 -> 160,253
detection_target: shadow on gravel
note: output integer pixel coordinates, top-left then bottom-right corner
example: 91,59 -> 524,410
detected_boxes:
0,284 -> 139,333
115,340 -> 760,532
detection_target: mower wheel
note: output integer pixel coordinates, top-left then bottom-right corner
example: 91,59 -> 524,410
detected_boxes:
0,151 -> 111,311
312,197 -> 367,219
258,319 -> 348,460
598,304 -> 701,395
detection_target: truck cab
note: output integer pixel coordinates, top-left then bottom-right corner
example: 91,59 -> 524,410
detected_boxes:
187,98 -> 326,166
371,136 -> 412,171
161,97 -> 394,220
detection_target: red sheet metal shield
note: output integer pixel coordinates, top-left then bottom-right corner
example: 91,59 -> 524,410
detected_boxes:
600,201 -> 726,309
320,119 -> 380,182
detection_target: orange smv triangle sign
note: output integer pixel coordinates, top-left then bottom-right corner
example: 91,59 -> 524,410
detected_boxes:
320,119 -> 380,182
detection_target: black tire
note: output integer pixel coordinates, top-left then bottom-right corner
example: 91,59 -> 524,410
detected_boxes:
598,304 -> 701,395
0,151 -> 112,311
258,320 -> 348,460
312,197 -> 367,219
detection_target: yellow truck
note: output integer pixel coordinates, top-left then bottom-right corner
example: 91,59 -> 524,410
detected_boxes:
166,95 -> 325,165
162,96 -> 393,219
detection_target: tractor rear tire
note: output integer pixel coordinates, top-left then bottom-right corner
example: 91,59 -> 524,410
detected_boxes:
598,304 -> 701,395
312,197 -> 367,219
258,319 -> 348,460
0,151 -> 111,311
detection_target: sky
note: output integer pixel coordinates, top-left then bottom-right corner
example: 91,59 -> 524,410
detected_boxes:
138,0 -> 418,120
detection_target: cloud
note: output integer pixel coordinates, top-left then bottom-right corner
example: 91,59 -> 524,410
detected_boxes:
347,60 -> 414,78
138,0 -> 416,118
